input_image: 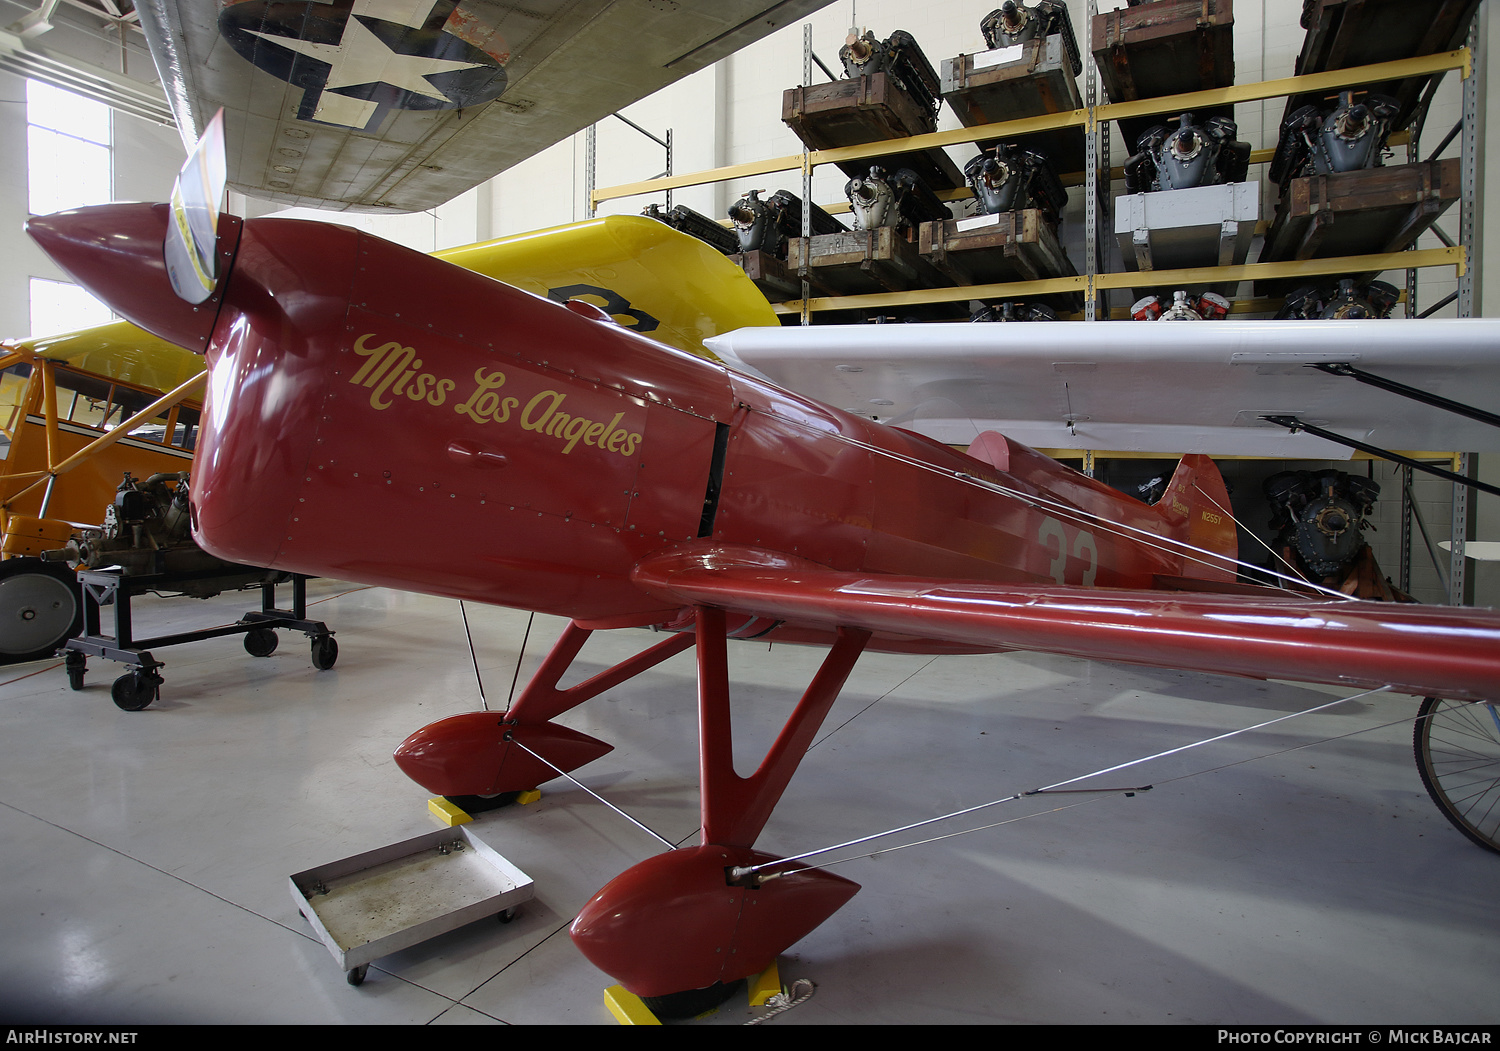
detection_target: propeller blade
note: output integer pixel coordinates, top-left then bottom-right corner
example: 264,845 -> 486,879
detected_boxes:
163,109 -> 227,304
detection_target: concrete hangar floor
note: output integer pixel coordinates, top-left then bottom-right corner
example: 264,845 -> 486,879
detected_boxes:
0,579 -> 1494,1025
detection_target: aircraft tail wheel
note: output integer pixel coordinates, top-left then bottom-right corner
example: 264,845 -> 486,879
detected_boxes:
111,669 -> 162,711
1414,696 -> 1500,855
244,628 -> 278,657
0,557 -> 83,665
311,635 -> 338,670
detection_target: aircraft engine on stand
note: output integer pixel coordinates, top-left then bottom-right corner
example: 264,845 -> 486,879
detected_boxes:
846,167 -> 948,232
1271,91 -> 1399,181
1277,279 -> 1401,320
1124,113 -> 1251,192
839,28 -> 942,117
980,1 -> 1081,74
1262,470 -> 1407,600
728,188 -> 845,258
42,472 -> 279,596
964,144 -> 1067,222
1131,290 -> 1231,320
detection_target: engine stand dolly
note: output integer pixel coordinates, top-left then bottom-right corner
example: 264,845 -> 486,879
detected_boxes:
62,570 -> 337,710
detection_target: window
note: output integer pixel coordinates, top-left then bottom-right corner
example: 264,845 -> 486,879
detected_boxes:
29,277 -> 113,338
27,79 -> 111,216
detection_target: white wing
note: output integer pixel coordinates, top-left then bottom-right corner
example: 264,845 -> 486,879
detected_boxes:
707,319 -> 1500,456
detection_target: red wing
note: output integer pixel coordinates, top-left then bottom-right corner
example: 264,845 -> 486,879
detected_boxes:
633,544 -> 1500,703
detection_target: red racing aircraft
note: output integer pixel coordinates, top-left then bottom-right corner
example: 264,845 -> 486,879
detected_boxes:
27,200 -> 1500,1008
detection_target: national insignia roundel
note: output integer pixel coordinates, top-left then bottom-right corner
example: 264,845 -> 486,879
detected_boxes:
220,0 -> 509,130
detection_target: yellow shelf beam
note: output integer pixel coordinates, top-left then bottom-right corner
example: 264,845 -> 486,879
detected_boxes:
768,246 -> 1463,315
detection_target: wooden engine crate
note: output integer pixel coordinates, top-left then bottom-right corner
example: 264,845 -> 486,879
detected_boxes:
941,34 -> 1085,175
1091,0 -> 1236,155
1286,0 -> 1480,129
1257,158 -> 1460,295
783,73 -> 963,190
733,249 -> 810,301
786,228 -> 952,297
918,209 -> 1081,309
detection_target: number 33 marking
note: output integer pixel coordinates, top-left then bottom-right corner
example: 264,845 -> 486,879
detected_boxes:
1037,516 -> 1098,586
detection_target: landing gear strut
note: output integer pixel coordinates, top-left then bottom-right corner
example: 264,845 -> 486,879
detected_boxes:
393,609 -> 870,1003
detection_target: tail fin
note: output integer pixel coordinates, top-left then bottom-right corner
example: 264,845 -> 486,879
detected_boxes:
1157,455 -> 1238,582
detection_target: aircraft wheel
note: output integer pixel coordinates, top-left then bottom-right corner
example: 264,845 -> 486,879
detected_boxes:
311,635 -> 338,670
346,964 -> 367,987
0,557 -> 82,665
641,979 -> 742,1019
111,670 -> 161,712
1414,696 -> 1500,855
444,791 -> 519,815
244,628 -> 278,657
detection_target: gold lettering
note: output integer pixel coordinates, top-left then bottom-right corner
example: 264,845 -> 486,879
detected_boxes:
522,390 -> 566,432
391,358 -> 423,397
350,334 -> 646,458
454,369 -> 508,424
597,411 -> 624,449
406,374 -> 432,401
350,334 -> 403,385
370,346 -> 416,409
561,416 -> 593,453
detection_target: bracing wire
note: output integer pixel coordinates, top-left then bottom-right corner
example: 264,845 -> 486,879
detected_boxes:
511,738 -> 676,850
459,600 -> 488,712
798,417 -> 1360,601
506,612 -> 534,709
1190,480 -> 1312,587
731,685 -> 1393,880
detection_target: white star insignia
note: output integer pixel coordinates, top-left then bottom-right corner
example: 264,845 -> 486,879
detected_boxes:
250,15 -> 484,103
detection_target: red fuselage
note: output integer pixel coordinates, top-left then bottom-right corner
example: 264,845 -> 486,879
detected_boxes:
181,215 -> 1196,638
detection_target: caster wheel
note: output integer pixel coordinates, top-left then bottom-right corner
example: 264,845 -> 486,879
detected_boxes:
346,964 -> 367,987
111,670 -> 161,711
498,906 -> 519,924
244,628 -> 278,657
311,636 -> 338,670
65,652 -> 86,691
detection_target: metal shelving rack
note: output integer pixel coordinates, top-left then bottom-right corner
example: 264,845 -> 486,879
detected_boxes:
589,47 -> 1471,324
584,32 -> 1479,602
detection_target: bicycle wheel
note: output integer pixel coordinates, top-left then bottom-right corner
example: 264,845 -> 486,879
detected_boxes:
1413,696 -> 1500,855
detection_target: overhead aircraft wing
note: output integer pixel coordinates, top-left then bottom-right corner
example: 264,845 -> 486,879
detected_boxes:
706,320 -> 1500,457
137,0 -> 831,212
634,543 -> 1500,703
